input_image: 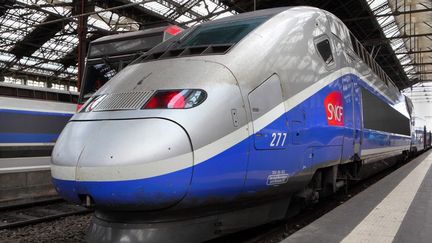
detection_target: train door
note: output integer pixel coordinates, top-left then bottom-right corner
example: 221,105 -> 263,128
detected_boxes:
243,74 -> 290,194
353,81 -> 362,155
340,68 -> 362,163
249,74 -> 288,150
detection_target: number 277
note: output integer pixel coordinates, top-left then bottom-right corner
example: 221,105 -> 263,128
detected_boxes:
270,132 -> 287,147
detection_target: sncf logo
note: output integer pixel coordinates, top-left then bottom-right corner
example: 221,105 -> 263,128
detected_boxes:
324,91 -> 344,126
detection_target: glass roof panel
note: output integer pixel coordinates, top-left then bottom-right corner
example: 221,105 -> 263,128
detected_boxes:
402,82 -> 432,103
0,0 -> 236,91
0,8 -> 48,52
18,57 -> 63,71
212,11 -> 235,20
174,0 -> 190,4
88,16 -> 111,31
367,0 -> 416,80
191,1 -> 215,16
90,7 -> 139,31
176,15 -> 193,23
65,66 -> 78,75
16,0 -> 73,15
0,51 -> 16,63
143,2 -> 172,17
32,22 -> 78,61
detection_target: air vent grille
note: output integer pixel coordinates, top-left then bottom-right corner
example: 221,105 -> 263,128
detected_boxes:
93,91 -> 154,111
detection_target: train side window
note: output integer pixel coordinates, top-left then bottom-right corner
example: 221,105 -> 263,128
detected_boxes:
362,88 -> 410,136
316,39 -> 334,66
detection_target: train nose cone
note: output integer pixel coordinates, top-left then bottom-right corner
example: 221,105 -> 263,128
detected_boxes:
51,118 -> 193,210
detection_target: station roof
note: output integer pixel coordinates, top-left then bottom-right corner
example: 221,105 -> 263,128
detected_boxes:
0,0 -> 430,101
0,0 -> 236,91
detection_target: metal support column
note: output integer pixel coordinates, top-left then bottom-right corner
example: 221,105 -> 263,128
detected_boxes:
75,0 -> 88,92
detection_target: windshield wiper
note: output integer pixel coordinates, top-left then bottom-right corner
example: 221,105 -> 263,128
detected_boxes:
101,57 -> 117,71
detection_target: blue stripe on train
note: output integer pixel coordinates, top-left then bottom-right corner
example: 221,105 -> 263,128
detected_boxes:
53,167 -> 194,209
0,108 -> 73,117
362,130 -> 411,149
52,73 -> 412,207
0,109 -> 73,143
53,136 -> 251,207
0,132 -> 60,143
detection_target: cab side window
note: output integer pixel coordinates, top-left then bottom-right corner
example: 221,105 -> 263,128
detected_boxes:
316,39 -> 334,66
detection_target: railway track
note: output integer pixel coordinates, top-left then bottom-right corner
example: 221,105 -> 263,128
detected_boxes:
0,197 -> 91,230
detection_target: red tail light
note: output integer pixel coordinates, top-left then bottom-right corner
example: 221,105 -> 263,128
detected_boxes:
165,25 -> 182,36
143,90 -> 206,109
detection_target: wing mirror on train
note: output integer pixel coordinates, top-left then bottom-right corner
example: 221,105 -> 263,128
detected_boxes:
142,89 -> 207,109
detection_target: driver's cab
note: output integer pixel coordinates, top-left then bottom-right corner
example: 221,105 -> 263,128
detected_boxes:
78,25 -> 183,110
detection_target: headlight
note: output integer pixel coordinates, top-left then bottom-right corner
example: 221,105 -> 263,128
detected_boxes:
142,89 -> 207,109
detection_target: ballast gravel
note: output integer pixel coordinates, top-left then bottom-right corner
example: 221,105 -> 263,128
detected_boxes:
0,214 -> 91,243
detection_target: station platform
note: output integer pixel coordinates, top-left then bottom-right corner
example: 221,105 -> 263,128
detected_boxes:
283,150 -> 432,243
0,156 -> 51,173
0,156 -> 55,205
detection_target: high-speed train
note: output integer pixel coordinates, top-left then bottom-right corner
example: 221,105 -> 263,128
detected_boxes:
51,7 -> 430,242
0,82 -> 76,159
411,116 -> 429,154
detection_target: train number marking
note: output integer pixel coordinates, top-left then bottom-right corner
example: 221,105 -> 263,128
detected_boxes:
267,170 -> 289,186
324,91 -> 344,126
270,132 -> 287,147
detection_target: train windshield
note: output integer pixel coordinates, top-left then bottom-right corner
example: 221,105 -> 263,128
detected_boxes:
81,60 -> 124,100
179,17 -> 267,47
88,35 -> 163,58
79,26 -> 183,105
